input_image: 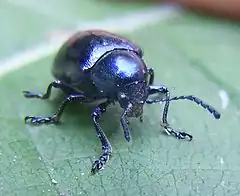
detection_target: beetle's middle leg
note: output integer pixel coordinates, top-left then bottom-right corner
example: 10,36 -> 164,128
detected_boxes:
25,94 -> 88,124
23,80 -> 66,99
146,85 -> 193,141
137,67 -> 154,124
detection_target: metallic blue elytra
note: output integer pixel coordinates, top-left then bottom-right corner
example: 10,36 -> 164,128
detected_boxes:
23,30 -> 221,174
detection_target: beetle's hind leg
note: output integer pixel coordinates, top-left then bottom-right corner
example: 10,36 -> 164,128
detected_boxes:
25,94 -> 87,125
146,85 -> 193,141
91,100 -> 112,175
23,80 -> 63,99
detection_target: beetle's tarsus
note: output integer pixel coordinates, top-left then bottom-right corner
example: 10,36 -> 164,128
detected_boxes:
24,115 -> 57,124
163,125 -> 193,141
91,101 -> 112,174
23,80 -> 62,100
23,91 -> 46,99
91,152 -> 110,175
24,94 -> 87,126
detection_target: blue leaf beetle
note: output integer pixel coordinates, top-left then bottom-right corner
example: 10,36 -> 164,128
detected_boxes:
23,30 -> 221,174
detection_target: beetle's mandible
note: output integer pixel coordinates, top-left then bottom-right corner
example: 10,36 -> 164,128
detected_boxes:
23,30 -> 221,174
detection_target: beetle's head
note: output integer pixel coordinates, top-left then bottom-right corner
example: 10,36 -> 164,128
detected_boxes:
118,81 -> 149,118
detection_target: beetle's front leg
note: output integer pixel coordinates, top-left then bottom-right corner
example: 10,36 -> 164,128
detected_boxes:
25,94 -> 87,125
91,100 -> 112,175
23,80 -> 64,99
146,85 -> 192,141
147,68 -> 154,85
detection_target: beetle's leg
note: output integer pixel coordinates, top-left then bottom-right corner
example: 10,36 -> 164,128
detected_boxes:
25,94 -> 87,124
146,85 -> 193,141
120,103 -> 133,142
23,80 -> 63,99
91,100 -> 112,175
138,67 -> 153,124
147,68 -> 154,85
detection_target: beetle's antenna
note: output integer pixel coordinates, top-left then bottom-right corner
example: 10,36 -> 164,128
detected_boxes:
146,95 -> 221,120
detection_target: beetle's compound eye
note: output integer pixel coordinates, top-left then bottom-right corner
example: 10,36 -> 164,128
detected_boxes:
119,93 -> 127,99
118,92 -> 130,110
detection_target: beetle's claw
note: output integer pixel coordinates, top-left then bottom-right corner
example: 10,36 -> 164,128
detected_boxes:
162,124 -> 193,141
90,153 -> 110,175
175,131 -> 193,141
23,90 -> 44,99
25,116 -> 38,124
124,134 -> 131,142
91,160 -> 104,175
22,90 -> 31,97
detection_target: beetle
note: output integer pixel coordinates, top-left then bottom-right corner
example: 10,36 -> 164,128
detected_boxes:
23,30 -> 221,174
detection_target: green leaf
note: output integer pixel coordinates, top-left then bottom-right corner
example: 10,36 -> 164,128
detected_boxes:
1,6 -> 240,196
